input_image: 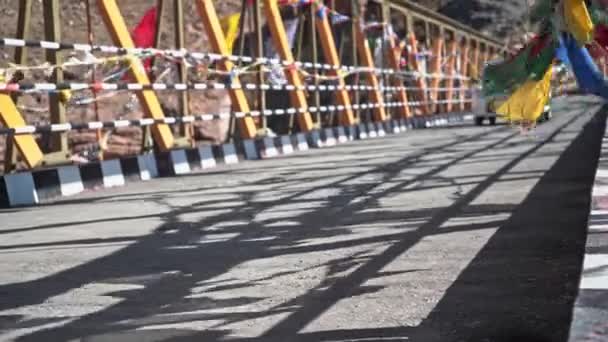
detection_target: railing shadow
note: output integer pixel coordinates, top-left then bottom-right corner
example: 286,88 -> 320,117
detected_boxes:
0,103 -> 603,342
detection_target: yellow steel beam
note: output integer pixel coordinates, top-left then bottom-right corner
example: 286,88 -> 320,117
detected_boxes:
459,38 -> 469,111
385,34 -> 412,119
382,0 -> 411,119
428,32 -> 444,113
0,94 -> 44,169
407,31 -> 428,115
195,0 -> 258,139
354,19 -> 387,122
97,0 -> 174,151
469,40 -> 480,111
444,38 -> 457,112
313,4 -> 356,126
262,0 -> 314,132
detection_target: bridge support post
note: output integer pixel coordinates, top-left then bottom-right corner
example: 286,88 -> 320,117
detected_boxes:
428,25 -> 444,114
459,37 -> 470,112
382,1 -> 411,120
354,19 -> 387,123
97,0 -> 175,151
0,96 -> 44,170
444,33 -> 458,113
313,3 -> 356,126
407,29 -> 429,116
263,0 -> 315,133
195,0 -> 259,140
173,0 -> 193,144
43,0 -> 69,163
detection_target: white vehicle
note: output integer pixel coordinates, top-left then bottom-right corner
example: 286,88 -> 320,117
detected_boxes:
472,86 -> 552,126
472,85 -> 497,126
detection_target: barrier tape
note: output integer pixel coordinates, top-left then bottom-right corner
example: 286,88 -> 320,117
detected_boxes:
0,81 -> 470,94
0,99 -> 471,135
0,37 -> 470,81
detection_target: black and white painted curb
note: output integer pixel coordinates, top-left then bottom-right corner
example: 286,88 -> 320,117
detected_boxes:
569,121 -> 608,341
0,114 -> 473,208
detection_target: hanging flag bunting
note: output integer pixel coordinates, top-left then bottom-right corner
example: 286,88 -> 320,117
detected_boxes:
590,2 -> 608,25
331,12 -> 350,25
530,0 -> 556,23
528,39 -> 556,80
482,45 -> 534,97
496,65 -> 553,123
481,0 -> 608,130
556,34 -> 571,66
587,41 -> 608,59
220,13 -> 242,54
595,23 -> 608,47
563,0 -> 595,45
564,32 -> 608,98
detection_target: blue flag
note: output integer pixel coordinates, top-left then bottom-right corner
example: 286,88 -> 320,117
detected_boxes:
564,33 -> 608,98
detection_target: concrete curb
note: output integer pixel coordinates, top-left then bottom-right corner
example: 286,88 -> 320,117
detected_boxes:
0,113 -> 472,208
569,121 -> 608,341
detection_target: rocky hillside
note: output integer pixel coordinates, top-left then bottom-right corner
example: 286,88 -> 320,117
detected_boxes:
436,0 -> 529,39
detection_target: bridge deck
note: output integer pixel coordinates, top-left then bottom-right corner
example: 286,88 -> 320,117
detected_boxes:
0,96 -> 604,342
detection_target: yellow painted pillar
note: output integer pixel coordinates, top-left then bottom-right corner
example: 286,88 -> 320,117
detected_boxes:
459,38 -> 470,112
428,31 -> 444,113
314,4 -> 356,126
97,0 -> 175,151
262,0 -> 314,132
407,32 -> 428,115
355,19 -> 387,122
444,38 -> 457,113
0,94 -> 44,169
196,0 -> 258,139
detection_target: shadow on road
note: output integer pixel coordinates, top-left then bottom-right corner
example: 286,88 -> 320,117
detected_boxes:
0,105 -> 604,342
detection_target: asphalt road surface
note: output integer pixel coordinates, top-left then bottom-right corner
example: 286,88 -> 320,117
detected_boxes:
0,96 -> 606,342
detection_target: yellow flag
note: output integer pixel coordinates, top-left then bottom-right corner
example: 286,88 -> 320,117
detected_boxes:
496,66 -> 553,123
564,0 -> 594,45
220,13 -> 241,54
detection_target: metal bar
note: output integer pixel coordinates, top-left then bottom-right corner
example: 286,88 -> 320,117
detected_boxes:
149,0 -> 165,78
459,36 -> 469,111
291,12 -> 306,134
237,0 -> 248,68
4,131 -> 14,173
429,25 -> 443,113
153,0 -> 164,61
352,0 -> 361,122
85,0 -> 104,160
254,0 -> 267,132
468,39 -> 480,111
174,0 -> 192,142
43,0 -> 68,155
310,3 -> 321,125
444,34 -> 457,113
14,0 -> 32,71
407,22 -> 428,116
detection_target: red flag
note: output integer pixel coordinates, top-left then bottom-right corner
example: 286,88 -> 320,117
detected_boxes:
587,43 -> 608,60
595,24 -> 608,48
131,7 -> 158,73
529,34 -> 551,58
